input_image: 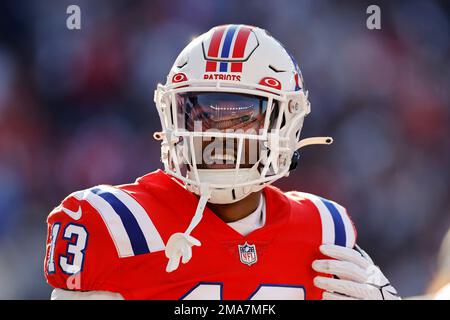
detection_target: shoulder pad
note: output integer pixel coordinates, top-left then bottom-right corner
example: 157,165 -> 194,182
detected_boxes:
45,185 -> 165,291
285,191 -> 357,248
50,185 -> 165,258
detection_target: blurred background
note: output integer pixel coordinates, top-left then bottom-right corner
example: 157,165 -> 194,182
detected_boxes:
0,0 -> 449,299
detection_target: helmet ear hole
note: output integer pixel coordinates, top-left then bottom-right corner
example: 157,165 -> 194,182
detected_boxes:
288,100 -> 302,113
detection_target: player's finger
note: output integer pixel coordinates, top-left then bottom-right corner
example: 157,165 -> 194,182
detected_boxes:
314,276 -> 374,300
319,245 -> 371,270
312,259 -> 368,283
322,291 -> 359,300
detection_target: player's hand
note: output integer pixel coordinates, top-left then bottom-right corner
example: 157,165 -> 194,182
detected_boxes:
312,244 -> 401,300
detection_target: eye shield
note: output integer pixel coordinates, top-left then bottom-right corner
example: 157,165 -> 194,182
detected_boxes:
175,92 -> 272,132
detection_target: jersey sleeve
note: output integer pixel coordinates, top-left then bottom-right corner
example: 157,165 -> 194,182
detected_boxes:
286,191 -> 358,248
51,288 -> 124,300
44,188 -> 123,293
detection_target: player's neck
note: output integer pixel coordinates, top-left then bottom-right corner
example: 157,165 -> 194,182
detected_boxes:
206,190 -> 263,223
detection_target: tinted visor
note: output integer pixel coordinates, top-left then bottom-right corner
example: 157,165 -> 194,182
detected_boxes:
175,92 -> 269,132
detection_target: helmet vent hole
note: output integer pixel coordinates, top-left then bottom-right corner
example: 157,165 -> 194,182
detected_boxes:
170,105 -> 175,126
177,61 -> 188,69
280,112 -> 286,129
268,65 -> 286,73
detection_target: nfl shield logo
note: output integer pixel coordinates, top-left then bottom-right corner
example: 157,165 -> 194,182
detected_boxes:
238,242 -> 258,266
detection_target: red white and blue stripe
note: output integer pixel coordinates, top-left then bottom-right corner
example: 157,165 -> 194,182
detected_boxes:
205,24 -> 253,73
299,192 -> 356,248
72,186 -> 165,257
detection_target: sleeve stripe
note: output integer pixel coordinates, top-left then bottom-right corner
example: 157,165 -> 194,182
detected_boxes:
72,186 -> 165,258
334,204 -> 356,248
298,193 -> 335,245
320,198 -> 346,247
75,190 -> 135,257
100,186 -> 165,253
296,192 -> 355,247
91,188 -> 150,256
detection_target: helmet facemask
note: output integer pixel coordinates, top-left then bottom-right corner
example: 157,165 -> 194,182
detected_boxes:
155,80 -> 309,204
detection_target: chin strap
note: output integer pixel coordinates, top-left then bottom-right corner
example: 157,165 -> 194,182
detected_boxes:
165,183 -> 212,273
297,136 -> 333,150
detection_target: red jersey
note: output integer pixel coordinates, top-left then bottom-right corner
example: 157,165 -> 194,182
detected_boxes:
44,169 -> 357,300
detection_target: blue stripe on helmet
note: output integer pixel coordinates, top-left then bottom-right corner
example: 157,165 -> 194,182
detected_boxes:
219,62 -> 228,72
219,25 -> 238,72
220,25 -> 238,58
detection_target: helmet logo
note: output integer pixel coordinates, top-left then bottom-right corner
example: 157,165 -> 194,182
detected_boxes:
172,73 -> 188,83
203,73 -> 241,81
259,77 -> 281,90
204,24 -> 254,74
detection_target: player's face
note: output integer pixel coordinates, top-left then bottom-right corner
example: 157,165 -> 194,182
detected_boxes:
175,92 -> 273,169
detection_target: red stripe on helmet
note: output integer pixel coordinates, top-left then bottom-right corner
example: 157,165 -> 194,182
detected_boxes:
230,62 -> 242,72
205,61 -> 217,72
205,26 -> 227,72
230,26 -> 252,72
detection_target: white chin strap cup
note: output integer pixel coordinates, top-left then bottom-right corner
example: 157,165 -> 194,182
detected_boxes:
165,183 -> 211,273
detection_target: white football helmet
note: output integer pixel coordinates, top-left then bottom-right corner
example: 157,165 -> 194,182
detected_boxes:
154,24 -> 331,204
154,25 -> 332,272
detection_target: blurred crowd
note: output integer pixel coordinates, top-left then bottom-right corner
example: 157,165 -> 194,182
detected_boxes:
0,0 -> 448,299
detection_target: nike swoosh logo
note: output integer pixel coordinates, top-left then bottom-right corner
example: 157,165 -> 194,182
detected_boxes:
62,206 -> 82,220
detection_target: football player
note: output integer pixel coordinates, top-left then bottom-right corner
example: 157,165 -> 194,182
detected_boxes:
45,25 -> 400,300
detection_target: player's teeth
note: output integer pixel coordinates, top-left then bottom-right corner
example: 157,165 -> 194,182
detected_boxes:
211,154 -> 235,161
